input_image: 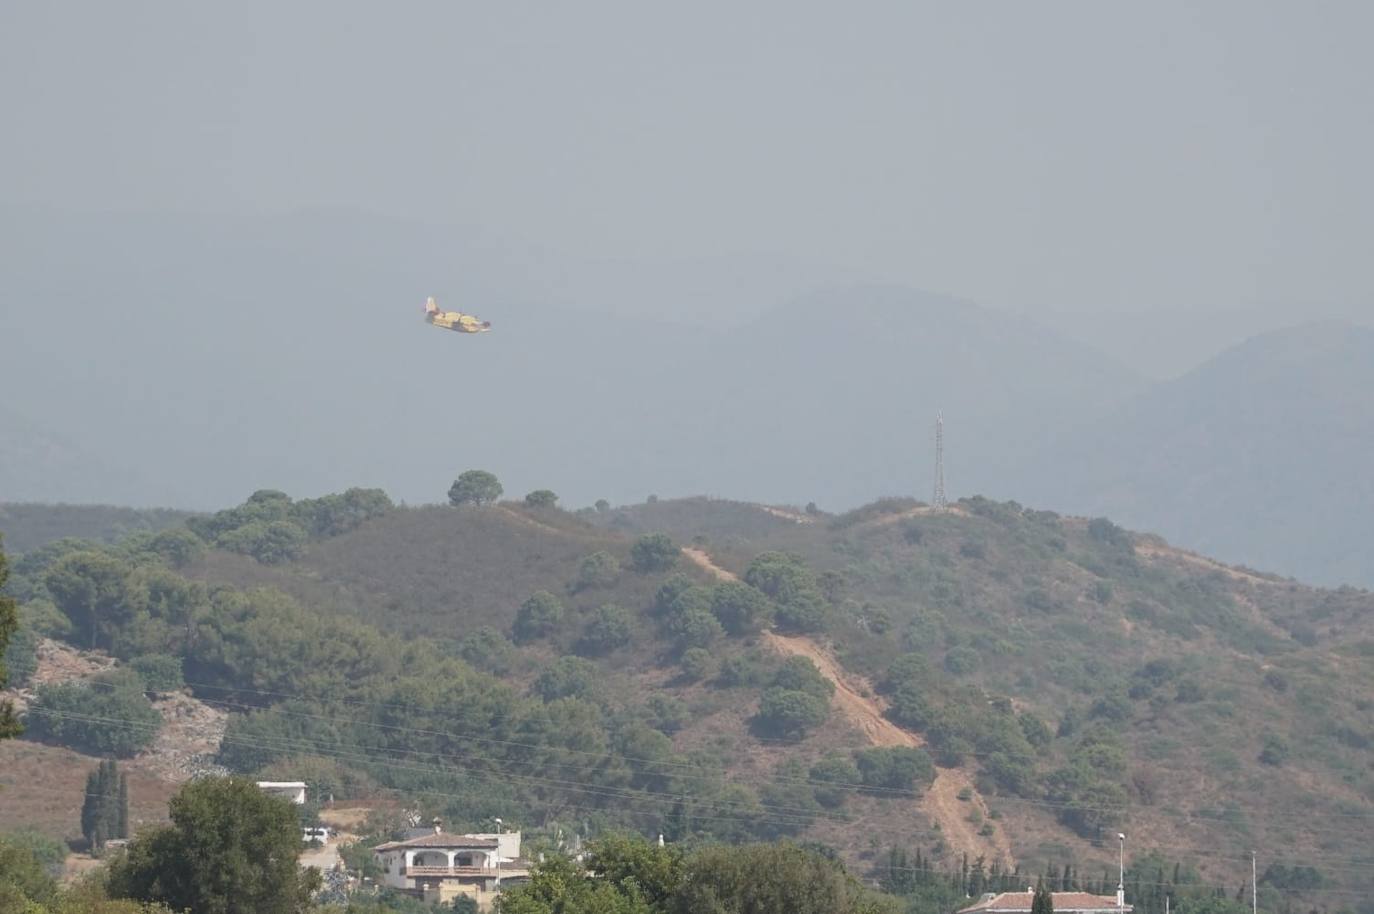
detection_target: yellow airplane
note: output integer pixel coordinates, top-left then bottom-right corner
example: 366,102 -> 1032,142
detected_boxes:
424,296 -> 491,334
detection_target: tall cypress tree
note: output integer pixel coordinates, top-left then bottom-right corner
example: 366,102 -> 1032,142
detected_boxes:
81,768 -> 102,848
1031,883 -> 1055,914
81,759 -> 127,852
117,771 -> 129,838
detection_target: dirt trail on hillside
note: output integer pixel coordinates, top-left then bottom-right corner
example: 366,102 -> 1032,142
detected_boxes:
683,547 -> 738,581
762,632 -> 917,749
754,505 -> 816,524
681,547 -> 1011,863
762,631 -> 1012,865
862,504 -> 967,530
497,506 -> 566,536
1134,542 -> 1273,586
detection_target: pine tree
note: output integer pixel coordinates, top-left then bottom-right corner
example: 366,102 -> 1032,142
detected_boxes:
1031,883 -> 1055,914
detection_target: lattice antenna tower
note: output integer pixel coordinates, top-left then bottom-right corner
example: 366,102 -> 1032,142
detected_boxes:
933,411 -> 948,511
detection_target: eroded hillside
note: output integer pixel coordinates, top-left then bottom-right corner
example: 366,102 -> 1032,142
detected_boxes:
3,491 -> 1372,901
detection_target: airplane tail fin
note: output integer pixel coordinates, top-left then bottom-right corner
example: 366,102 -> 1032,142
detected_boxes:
425,296 -> 438,314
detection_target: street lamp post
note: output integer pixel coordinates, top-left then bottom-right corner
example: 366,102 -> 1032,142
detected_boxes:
1117,833 -> 1126,909
492,819 -> 503,890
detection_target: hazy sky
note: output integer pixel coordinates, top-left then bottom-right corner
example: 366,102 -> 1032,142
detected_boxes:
4,2 -> 1372,369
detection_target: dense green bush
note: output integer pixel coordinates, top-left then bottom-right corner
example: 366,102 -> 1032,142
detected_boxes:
130,653 -> 185,692
709,581 -> 773,635
809,754 -> 861,808
514,591 -> 565,644
524,490 -> 559,509
579,604 -> 633,655
533,656 -> 601,702
2,625 -> 38,689
631,534 -> 679,572
771,656 -> 835,701
456,626 -> 516,674
24,670 -> 161,756
575,551 -> 621,591
146,529 -> 206,568
217,520 -> 307,565
943,646 -> 978,675
854,747 -> 934,794
679,647 -> 713,681
754,687 -> 830,739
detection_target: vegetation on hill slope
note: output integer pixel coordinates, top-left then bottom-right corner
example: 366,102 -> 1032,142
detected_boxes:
2,490 -> 1372,910
0,505 -> 193,557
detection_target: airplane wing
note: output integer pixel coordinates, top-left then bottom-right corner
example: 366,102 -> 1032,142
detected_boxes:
456,313 -> 492,332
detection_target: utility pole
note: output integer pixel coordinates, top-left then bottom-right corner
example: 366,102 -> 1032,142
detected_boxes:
933,412 -> 948,511
1251,851 -> 1257,914
1116,833 -> 1125,910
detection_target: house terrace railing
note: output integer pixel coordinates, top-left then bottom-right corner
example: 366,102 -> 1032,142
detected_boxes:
403,866 -> 498,878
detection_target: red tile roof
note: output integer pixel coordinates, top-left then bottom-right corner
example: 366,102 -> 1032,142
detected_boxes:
957,891 -> 1131,914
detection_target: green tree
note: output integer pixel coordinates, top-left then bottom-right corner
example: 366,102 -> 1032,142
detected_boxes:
679,647 -> 713,681
753,688 -> 830,740
854,747 -> 934,794
497,853 -> 654,914
0,835 -> 58,910
82,759 -> 128,853
146,528 -> 206,568
630,534 -> 679,572
809,754 -> 861,809
771,656 -> 834,701
130,654 -> 185,692
25,670 -> 161,757
1032,883 -> 1055,914
0,536 -> 20,740
575,551 -> 621,591
513,591 -> 564,644
456,626 -> 516,674
667,605 -> 724,650
524,490 -> 558,509
744,552 -> 828,633
710,581 -> 773,635
448,470 -> 503,506
107,776 -> 320,914
652,574 -> 695,615
290,487 -> 393,537
217,520 -> 307,565
44,550 -> 131,649
579,604 -> 634,655
670,842 -> 897,914
533,657 -> 600,702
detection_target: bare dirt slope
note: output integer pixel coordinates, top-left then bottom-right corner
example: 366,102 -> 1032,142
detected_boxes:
682,547 -> 736,581
761,631 -> 1012,865
681,546 -> 1013,864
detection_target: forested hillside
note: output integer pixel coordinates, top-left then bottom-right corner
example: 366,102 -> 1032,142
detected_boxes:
2,489 -> 1371,911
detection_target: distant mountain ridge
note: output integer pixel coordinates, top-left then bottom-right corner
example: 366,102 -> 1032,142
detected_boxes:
1019,321 -> 1374,586
0,208 -> 1143,511
3,206 -> 1372,586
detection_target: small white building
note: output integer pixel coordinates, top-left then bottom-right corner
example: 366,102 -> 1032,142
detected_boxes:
373,821 -> 527,911
256,781 -> 308,805
958,891 -> 1132,914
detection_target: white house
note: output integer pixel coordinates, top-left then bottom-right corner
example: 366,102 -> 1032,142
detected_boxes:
958,890 -> 1133,914
373,821 -> 527,911
256,781 -> 308,805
